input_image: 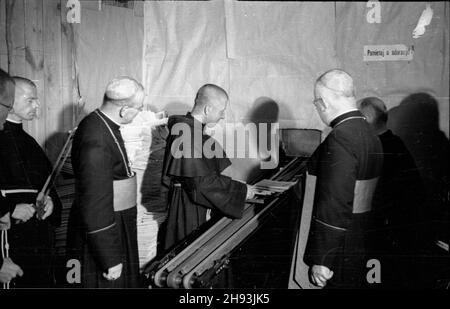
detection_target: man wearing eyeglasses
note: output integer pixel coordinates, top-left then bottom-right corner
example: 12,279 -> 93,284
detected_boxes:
0,68 -> 24,285
68,76 -> 144,288
303,69 -> 383,289
0,76 -> 62,287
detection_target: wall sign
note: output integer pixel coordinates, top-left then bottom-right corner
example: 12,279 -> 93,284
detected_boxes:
363,44 -> 414,62
67,0 -> 81,24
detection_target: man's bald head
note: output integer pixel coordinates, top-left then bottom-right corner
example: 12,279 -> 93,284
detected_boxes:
9,76 -> 39,122
357,97 -> 388,133
13,76 -> 36,93
103,76 -> 144,107
312,69 -> 358,126
0,69 -> 15,129
100,76 -> 145,125
192,84 -> 228,124
193,84 -> 229,111
315,69 -> 355,98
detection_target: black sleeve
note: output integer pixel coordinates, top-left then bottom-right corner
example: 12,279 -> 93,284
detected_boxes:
186,173 -> 247,219
304,135 -> 357,270
0,194 -> 13,217
75,136 -> 122,271
48,186 -> 63,227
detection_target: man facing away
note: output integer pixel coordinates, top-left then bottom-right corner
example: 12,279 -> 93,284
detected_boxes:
304,69 -> 383,289
358,96 -> 425,288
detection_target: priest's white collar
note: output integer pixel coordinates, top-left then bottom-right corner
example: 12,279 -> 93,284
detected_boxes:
6,117 -> 22,124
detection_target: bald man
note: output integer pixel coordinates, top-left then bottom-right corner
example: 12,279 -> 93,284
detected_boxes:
304,70 -> 383,288
68,76 -> 144,288
358,97 -> 424,288
0,76 -> 62,287
0,69 -> 16,218
0,69 -> 24,285
161,84 -> 255,250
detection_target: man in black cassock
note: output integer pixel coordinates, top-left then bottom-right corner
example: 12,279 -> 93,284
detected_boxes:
161,84 -> 256,251
358,97 -> 425,288
68,76 -> 144,288
304,70 -> 383,289
0,69 -> 24,285
0,76 -> 61,288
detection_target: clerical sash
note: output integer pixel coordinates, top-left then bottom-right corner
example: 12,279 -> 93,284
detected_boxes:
113,175 -> 137,212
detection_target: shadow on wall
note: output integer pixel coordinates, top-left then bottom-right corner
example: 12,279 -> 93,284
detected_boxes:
388,93 -> 450,243
45,103 -> 88,164
161,101 -> 192,116
226,97 -> 286,183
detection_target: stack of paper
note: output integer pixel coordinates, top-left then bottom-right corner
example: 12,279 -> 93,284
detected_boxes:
253,179 -> 297,194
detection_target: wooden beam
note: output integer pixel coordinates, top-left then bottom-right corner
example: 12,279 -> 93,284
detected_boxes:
43,0 -> 63,162
60,0 -> 75,132
24,0 -> 46,146
3,0 -> 26,75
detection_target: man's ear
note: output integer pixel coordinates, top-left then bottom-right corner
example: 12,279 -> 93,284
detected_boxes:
203,105 -> 210,116
8,107 -> 16,115
317,99 -> 326,111
319,89 -> 334,111
119,106 -> 128,118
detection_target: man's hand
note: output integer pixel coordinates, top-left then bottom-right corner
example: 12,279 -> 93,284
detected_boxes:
246,185 -> 257,200
0,257 -> 24,284
11,204 -> 36,223
39,195 -> 54,220
0,212 -> 11,230
309,265 -> 334,288
102,263 -> 123,281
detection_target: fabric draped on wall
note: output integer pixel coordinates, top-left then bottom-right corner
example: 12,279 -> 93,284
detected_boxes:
77,2 -> 143,113
143,1 -> 449,137
336,1 -> 449,137
143,1 -> 339,130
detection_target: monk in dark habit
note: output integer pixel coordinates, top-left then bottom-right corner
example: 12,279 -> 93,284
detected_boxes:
358,97 -> 425,288
0,76 -> 62,288
68,76 -> 144,288
161,84 -> 256,250
0,69 -> 24,285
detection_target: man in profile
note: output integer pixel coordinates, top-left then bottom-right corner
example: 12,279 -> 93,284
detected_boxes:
0,68 -> 24,285
0,76 -> 61,287
68,76 -> 144,288
304,69 -> 383,288
161,84 -> 256,250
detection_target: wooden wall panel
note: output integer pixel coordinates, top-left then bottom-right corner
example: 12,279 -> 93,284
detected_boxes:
24,0 -> 46,147
1,0 -> 143,161
60,0 -> 76,137
43,0 -> 64,162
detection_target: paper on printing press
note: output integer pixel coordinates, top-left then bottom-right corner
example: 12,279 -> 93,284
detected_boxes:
253,179 -> 297,193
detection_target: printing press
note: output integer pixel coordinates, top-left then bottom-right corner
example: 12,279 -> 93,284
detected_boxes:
144,129 -> 321,289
